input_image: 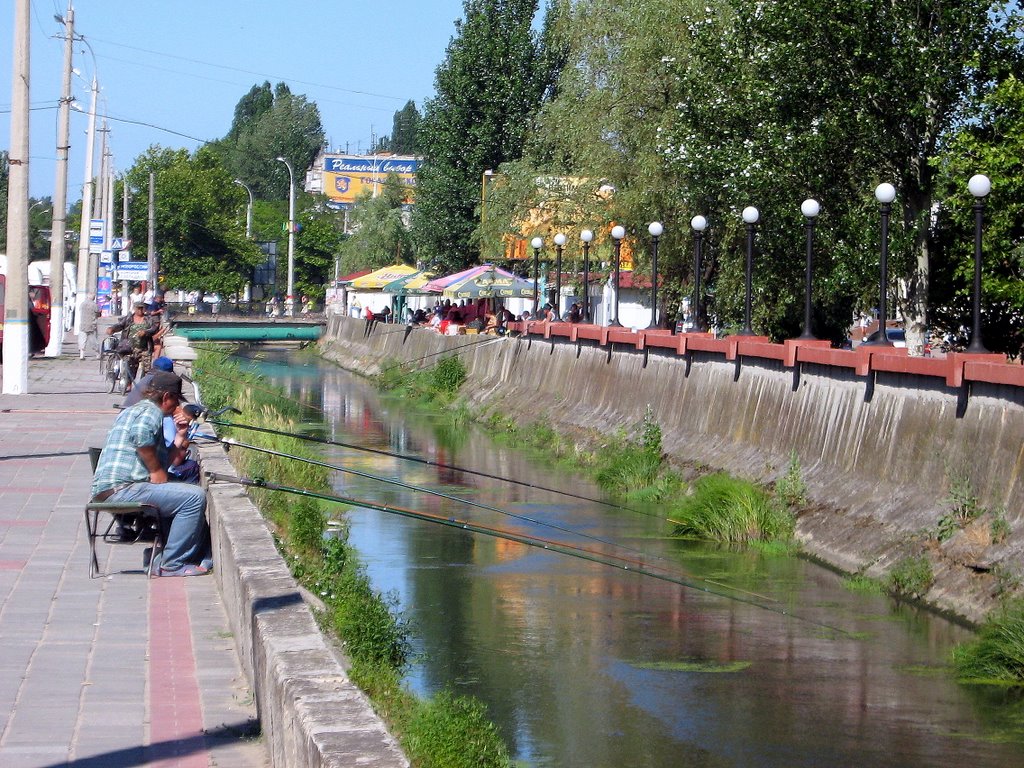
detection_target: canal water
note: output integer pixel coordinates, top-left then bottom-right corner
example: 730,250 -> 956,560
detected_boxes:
250,347 -> 1024,767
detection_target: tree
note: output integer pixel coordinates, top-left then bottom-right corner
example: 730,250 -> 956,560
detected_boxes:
294,204 -> 346,300
339,174 -> 414,274
932,75 -> 1024,359
660,0 -> 1021,345
412,0 -> 555,272
212,82 -> 326,200
375,100 -> 422,154
482,0 -> 704,321
123,145 -> 264,296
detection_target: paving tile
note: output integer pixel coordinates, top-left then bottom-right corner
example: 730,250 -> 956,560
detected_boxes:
0,340 -> 267,767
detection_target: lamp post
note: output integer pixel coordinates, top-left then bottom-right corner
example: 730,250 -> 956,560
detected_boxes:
739,207 -> 759,335
610,225 -> 625,326
553,232 -> 566,319
966,173 -> 991,353
690,215 -> 707,331
531,236 -> 543,317
799,198 -> 820,339
865,183 -> 895,345
581,229 -> 593,322
647,221 -> 663,329
276,156 -> 296,316
234,179 -> 253,239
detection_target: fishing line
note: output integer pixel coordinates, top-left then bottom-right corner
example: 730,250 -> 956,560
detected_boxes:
207,471 -> 848,634
210,418 -> 646,515
218,435 -> 676,573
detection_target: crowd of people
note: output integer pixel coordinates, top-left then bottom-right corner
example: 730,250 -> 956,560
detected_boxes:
364,298 -> 588,336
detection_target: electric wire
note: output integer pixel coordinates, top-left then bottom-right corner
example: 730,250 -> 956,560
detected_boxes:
219,435 -> 665,569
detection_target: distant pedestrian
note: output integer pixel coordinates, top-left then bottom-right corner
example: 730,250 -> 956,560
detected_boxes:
77,294 -> 101,360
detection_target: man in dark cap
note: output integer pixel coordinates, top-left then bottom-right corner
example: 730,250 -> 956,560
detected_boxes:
91,371 -> 211,576
122,356 -> 174,408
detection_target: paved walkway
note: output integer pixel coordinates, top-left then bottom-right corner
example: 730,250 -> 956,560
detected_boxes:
0,335 -> 268,768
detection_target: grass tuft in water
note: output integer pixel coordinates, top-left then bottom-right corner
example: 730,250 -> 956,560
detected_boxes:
954,600 -> 1024,685
670,473 -> 794,544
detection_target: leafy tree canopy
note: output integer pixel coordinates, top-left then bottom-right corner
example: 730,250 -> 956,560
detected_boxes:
212,82 -> 326,200
122,145 -> 265,297
412,0 -> 558,272
338,173 -> 414,275
375,100 -> 422,154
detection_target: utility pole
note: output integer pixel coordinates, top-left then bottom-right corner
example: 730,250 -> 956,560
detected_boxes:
74,75 -> 98,309
44,4 -> 74,357
121,177 -> 130,315
147,172 -> 157,290
3,0 -> 31,393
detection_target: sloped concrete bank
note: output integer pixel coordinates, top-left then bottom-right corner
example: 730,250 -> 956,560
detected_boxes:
195,443 -> 408,768
320,316 -> 1024,624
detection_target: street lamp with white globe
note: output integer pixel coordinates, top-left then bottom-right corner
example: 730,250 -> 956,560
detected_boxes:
275,156 -> 296,316
553,232 -> 566,318
690,216 -> 707,331
739,207 -> 759,335
647,221 -> 663,329
610,225 -> 626,326
580,229 -> 594,322
865,183 -> 896,346
531,236 -> 543,317
799,199 -> 820,339
967,174 -> 991,353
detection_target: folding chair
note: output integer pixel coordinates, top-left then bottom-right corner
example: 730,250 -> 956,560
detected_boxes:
85,447 -> 163,578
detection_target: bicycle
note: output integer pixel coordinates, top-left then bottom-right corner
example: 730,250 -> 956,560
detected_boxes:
107,351 -> 136,395
99,337 -> 117,378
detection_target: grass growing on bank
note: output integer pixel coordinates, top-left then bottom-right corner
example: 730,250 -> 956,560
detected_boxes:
195,350 -> 511,768
953,600 -> 1024,685
375,359 -> 796,547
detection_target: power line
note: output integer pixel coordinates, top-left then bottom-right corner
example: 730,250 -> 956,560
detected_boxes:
88,35 -> 406,103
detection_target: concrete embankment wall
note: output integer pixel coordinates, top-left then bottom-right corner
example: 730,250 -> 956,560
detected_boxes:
179,385 -> 408,766
321,316 -> 1024,623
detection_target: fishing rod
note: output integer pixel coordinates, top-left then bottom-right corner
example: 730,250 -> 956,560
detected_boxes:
218,435 -> 675,573
206,471 -> 845,633
209,417 -> 645,515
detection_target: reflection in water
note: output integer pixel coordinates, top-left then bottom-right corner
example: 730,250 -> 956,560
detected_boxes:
248,347 -> 1024,767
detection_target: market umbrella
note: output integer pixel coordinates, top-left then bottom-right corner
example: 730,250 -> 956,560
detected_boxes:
349,264 -> 418,290
380,270 -> 433,295
442,267 -> 535,299
423,263 -> 503,293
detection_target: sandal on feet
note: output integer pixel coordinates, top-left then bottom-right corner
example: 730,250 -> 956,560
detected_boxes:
158,562 -> 212,577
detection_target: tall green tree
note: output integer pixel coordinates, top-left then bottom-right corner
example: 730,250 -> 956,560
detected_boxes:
932,75 -> 1024,359
480,0 -> 702,320
412,0 -> 555,272
212,82 -> 325,200
660,0 -> 1021,345
339,174 -> 414,274
123,145 -> 264,296
375,100 -> 422,154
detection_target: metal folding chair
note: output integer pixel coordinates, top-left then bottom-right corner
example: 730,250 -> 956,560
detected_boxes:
85,447 -> 163,578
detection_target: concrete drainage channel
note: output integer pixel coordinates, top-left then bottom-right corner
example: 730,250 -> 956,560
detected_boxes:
164,334 -> 408,768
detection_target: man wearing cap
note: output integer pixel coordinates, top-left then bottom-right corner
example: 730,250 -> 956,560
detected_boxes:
91,371 -> 211,576
122,356 -> 174,408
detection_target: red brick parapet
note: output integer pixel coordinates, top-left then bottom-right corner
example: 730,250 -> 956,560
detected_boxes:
505,322 -> 1022,389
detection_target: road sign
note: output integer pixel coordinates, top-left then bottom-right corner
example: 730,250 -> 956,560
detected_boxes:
110,237 -> 131,251
99,250 -> 113,266
88,219 -> 105,254
114,261 -> 149,280
117,250 -> 132,262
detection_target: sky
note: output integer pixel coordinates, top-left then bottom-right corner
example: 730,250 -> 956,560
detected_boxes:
0,0 -> 468,198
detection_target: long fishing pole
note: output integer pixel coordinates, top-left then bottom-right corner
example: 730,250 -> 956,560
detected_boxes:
207,471 -> 846,633
219,435 -> 678,575
210,417 -> 644,515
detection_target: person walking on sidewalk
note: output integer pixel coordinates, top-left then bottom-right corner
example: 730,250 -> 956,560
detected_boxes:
78,294 -> 100,360
90,371 -> 212,576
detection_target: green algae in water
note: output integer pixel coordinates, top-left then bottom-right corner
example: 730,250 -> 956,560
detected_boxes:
897,664 -> 953,677
632,659 -> 752,673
